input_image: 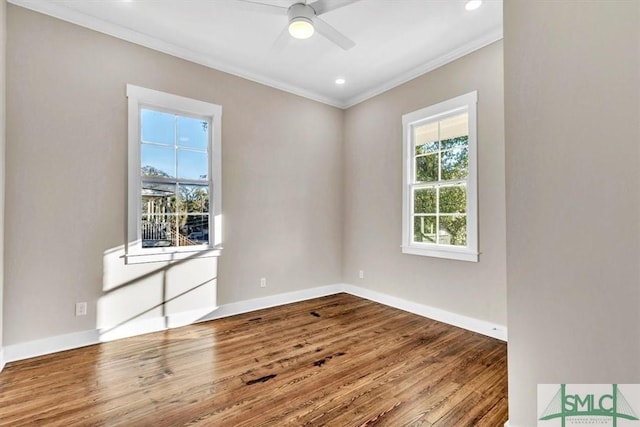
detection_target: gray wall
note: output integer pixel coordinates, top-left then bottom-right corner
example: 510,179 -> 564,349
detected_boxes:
4,5 -> 506,352
5,5 -> 343,344
0,0 -> 5,357
343,41 -> 506,326
504,1 -> 640,425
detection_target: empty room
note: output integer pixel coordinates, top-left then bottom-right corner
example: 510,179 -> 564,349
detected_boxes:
0,1 -> 638,426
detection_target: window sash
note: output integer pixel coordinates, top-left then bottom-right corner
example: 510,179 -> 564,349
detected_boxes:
411,182 -> 467,247
138,108 -> 212,250
126,84 -> 222,264
401,91 -> 478,262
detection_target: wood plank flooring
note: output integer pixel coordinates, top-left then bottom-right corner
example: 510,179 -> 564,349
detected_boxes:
0,293 -> 507,426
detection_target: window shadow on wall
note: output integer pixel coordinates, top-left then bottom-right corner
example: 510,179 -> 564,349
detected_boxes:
99,246 -> 218,342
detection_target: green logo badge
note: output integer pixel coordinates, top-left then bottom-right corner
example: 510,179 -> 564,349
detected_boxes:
538,384 -> 639,426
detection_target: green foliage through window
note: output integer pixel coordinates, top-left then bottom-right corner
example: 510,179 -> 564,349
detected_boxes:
412,132 -> 468,246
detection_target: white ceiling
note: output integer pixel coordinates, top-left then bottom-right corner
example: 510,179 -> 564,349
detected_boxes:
9,0 -> 503,108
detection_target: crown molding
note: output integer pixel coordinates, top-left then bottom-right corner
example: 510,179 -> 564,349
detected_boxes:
7,0 -> 344,108
342,27 -> 503,108
8,0 -> 502,110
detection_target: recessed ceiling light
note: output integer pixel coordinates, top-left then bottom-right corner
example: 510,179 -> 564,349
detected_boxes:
335,78 -> 346,85
465,0 -> 482,11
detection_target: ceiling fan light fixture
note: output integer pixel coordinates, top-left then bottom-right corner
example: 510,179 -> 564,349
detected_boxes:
289,17 -> 314,39
465,0 -> 482,11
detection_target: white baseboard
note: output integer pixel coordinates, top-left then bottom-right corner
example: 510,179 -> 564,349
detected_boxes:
342,284 -> 507,341
98,316 -> 167,342
199,284 -> 344,322
2,284 -> 344,363
98,305 -> 220,342
4,329 -> 100,363
0,347 -> 5,372
200,284 -> 507,341
2,283 -> 506,364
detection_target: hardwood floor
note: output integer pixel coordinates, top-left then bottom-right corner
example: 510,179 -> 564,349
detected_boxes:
0,294 -> 508,426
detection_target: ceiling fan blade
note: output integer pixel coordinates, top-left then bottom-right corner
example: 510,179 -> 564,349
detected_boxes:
271,27 -> 291,52
312,16 -> 356,50
235,0 -> 288,15
309,0 -> 360,16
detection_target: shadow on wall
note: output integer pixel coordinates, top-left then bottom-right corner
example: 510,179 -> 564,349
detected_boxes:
99,246 -> 218,342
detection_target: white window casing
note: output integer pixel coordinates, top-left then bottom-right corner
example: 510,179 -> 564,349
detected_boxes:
126,84 -> 222,264
401,91 -> 478,262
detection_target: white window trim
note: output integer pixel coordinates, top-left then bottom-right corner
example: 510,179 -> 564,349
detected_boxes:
126,84 -> 222,264
401,91 -> 478,262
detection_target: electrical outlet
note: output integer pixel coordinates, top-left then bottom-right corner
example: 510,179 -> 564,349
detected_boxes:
359,270 -> 364,279
260,277 -> 267,288
75,302 -> 87,317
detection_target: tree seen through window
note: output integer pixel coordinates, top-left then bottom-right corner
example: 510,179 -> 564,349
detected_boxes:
412,115 -> 469,246
140,108 -> 210,248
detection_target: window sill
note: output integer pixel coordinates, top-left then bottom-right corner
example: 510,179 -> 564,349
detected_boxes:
125,247 -> 223,264
401,245 -> 478,262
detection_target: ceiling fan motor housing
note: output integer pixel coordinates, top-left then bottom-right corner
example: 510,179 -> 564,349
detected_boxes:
288,3 -> 315,24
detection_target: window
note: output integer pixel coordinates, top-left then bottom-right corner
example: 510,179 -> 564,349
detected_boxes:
126,84 -> 222,263
401,91 -> 478,262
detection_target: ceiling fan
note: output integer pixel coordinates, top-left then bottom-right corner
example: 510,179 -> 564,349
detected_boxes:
238,0 -> 359,50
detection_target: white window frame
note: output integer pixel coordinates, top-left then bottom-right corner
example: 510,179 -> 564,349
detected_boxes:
126,84 -> 222,264
401,91 -> 478,262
